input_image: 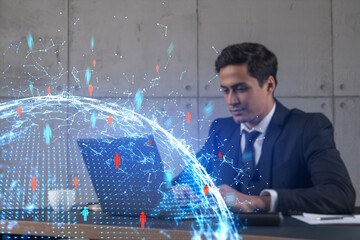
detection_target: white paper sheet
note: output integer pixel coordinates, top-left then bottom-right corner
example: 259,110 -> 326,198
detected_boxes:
292,212 -> 360,225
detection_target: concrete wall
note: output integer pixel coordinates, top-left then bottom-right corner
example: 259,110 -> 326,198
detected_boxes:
0,0 -> 359,206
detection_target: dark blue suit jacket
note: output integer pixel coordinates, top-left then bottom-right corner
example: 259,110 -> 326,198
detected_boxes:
181,100 -> 355,215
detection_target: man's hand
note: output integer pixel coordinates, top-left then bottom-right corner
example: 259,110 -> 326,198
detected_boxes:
218,184 -> 270,213
171,184 -> 200,205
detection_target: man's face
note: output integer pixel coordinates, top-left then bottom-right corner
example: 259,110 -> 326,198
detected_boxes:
219,64 -> 275,127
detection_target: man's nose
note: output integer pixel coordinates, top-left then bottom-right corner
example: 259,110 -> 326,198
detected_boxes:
227,91 -> 239,105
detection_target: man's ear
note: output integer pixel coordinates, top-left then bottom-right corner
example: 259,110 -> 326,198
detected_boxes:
266,76 -> 276,94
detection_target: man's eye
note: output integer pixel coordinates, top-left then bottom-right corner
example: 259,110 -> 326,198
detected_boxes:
235,88 -> 248,92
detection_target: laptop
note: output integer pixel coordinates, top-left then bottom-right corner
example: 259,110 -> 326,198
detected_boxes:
77,136 -> 283,225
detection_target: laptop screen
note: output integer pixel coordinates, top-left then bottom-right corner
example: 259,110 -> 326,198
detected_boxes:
77,136 -> 168,216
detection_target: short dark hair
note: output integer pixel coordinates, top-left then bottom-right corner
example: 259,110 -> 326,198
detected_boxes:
215,42 -> 278,87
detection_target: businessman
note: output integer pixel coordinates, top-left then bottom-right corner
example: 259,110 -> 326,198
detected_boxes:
173,42 -> 355,215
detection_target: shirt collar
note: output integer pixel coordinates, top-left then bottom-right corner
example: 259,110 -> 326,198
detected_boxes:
240,102 -> 276,135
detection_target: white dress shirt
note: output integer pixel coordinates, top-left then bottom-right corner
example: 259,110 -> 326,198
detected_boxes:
240,102 -> 278,212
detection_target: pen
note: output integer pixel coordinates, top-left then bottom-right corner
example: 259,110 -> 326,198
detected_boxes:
316,217 -> 344,221
316,216 -> 355,221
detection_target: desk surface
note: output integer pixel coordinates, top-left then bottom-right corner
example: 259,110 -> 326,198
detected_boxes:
1,209 -> 360,240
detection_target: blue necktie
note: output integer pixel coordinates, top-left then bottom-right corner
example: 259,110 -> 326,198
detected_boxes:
242,130 -> 261,177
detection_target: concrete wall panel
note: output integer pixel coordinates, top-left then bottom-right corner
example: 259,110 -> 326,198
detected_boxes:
334,97 -> 360,206
69,0 -> 197,98
199,0 -> 332,98
333,0 -> 360,96
0,0 -> 68,98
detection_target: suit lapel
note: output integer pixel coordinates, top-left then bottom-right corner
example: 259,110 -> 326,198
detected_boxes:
257,120 -> 281,188
257,100 -> 290,188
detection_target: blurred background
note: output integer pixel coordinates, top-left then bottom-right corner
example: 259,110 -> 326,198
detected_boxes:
0,0 -> 359,207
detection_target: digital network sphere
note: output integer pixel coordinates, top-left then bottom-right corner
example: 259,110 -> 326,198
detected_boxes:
0,93 -> 240,240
